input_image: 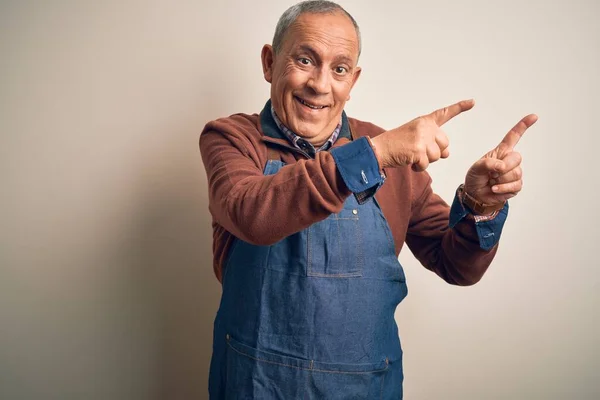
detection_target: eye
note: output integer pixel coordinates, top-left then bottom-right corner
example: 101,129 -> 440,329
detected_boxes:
298,57 -> 312,65
334,66 -> 348,75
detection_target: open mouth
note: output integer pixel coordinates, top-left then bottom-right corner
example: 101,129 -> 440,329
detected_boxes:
295,96 -> 328,110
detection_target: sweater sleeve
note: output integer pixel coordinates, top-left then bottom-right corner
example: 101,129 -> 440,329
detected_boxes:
199,117 -> 380,246
404,172 -> 502,285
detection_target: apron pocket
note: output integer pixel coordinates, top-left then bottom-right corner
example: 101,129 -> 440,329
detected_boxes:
225,334 -> 388,400
307,206 -> 363,278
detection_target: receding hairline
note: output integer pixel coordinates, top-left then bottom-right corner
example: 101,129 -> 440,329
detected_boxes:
283,12 -> 360,56
272,1 -> 361,59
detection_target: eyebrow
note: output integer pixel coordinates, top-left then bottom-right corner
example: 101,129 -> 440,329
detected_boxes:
297,45 -> 320,62
297,45 -> 354,65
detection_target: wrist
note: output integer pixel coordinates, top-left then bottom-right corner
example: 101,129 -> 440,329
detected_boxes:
368,135 -> 389,169
366,135 -> 384,171
459,184 -> 505,215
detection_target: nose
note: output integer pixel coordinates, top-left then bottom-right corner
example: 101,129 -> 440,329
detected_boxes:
306,67 -> 331,95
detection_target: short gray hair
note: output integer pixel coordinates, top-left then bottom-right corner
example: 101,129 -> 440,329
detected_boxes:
272,1 -> 361,59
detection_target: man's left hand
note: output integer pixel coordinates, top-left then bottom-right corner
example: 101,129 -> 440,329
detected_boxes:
464,114 -> 538,206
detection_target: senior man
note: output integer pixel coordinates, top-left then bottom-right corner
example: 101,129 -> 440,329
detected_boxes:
200,1 -> 536,398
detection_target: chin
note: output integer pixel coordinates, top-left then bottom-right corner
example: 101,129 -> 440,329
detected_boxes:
293,124 -> 323,139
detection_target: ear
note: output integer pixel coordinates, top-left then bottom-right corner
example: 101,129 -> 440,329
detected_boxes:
347,66 -> 361,101
350,66 -> 362,90
261,44 -> 275,83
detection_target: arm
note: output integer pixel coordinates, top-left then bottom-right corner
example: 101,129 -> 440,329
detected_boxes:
199,116 -> 383,246
405,173 -> 506,285
370,100 -> 536,285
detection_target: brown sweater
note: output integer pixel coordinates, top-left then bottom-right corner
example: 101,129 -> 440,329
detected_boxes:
199,111 -> 498,285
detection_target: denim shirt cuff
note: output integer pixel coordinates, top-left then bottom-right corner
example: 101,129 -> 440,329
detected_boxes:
449,187 -> 509,251
330,137 -> 385,204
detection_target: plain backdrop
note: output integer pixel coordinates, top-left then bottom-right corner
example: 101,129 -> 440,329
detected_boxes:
1,0 -> 598,399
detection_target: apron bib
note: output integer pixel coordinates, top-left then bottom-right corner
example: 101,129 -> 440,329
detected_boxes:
209,159 -> 408,399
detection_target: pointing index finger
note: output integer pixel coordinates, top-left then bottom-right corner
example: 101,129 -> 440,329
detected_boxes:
500,114 -> 538,150
430,99 -> 475,126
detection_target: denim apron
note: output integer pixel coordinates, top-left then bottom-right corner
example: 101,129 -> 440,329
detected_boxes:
209,158 -> 409,399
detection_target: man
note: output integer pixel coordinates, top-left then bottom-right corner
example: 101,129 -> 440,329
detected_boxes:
200,1 -> 537,398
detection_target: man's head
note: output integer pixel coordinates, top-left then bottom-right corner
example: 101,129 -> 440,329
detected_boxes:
261,1 -> 362,145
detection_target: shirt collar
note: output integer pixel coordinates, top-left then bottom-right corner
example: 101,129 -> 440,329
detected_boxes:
270,106 -> 341,156
259,99 -> 352,152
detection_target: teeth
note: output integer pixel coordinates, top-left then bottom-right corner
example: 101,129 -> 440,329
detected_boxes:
298,98 -> 325,109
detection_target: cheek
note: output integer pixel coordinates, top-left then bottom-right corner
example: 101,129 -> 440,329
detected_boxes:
332,80 -> 353,102
279,65 -> 308,91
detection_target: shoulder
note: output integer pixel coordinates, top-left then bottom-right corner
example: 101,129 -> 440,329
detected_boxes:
201,112 -> 261,139
199,112 -> 266,160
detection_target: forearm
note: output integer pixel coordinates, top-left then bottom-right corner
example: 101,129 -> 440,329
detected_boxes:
407,216 -> 498,285
406,178 -> 507,285
201,130 -> 350,245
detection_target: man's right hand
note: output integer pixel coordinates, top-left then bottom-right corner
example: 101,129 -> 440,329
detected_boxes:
371,99 -> 475,171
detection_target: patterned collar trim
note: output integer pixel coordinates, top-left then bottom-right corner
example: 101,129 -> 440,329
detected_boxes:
270,106 -> 342,157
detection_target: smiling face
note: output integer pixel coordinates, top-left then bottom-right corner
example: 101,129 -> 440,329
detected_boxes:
261,11 -> 362,146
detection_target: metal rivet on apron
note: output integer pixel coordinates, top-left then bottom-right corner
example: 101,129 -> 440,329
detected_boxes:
352,209 -> 358,215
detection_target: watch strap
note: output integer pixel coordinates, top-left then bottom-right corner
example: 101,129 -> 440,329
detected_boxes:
460,184 -> 506,215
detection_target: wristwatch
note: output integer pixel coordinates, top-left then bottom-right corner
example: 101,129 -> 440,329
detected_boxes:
459,184 -> 506,215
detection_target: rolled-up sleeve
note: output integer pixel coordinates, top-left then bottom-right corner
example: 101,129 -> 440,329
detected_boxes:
449,191 -> 509,251
330,137 -> 385,204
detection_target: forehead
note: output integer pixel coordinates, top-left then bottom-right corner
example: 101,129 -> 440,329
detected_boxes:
282,12 -> 359,60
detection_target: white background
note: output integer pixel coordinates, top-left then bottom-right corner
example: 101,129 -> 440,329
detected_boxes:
1,0 -> 598,398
